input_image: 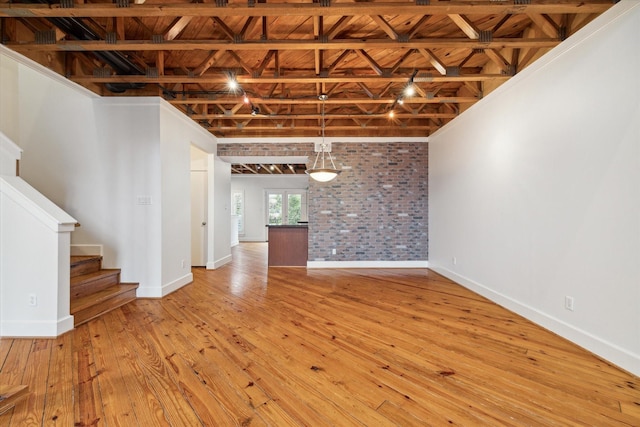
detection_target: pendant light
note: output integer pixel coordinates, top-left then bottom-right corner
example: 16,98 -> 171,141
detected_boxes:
306,94 -> 341,183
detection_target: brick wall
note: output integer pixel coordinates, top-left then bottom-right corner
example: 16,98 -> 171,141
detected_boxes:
218,141 -> 428,261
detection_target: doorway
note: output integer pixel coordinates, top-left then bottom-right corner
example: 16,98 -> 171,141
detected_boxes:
265,190 -> 308,239
191,147 -> 209,267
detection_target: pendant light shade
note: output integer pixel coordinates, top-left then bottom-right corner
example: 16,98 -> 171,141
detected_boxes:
307,95 -> 341,183
306,144 -> 341,182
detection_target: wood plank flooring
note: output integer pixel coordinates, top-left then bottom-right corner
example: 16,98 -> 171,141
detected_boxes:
1,242 -> 639,426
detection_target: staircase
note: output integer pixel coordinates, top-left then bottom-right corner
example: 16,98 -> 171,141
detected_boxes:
70,256 -> 138,327
0,384 -> 29,415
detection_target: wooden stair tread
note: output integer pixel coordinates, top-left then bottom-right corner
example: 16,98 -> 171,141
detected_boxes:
70,269 -> 120,286
71,283 -> 138,314
0,384 -> 29,415
69,254 -> 137,327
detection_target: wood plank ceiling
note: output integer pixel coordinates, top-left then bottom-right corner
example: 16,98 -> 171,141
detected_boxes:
1,0 -> 613,139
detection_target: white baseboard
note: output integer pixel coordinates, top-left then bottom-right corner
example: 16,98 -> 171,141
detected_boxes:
429,263 -> 640,377
136,273 -> 193,298
1,314 -> 74,337
307,260 -> 429,269
207,254 -> 232,270
70,244 -> 103,256
58,315 -> 75,335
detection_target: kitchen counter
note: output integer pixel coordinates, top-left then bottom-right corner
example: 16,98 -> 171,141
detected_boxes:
267,225 -> 308,267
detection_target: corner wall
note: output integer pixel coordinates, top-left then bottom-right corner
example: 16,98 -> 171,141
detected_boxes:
208,154 -> 232,269
0,45 -> 219,303
428,1 -> 640,375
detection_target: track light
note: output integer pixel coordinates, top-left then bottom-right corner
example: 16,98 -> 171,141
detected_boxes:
404,84 -> 415,97
227,75 -> 239,91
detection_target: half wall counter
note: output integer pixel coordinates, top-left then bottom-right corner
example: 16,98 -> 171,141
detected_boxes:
267,225 -> 308,267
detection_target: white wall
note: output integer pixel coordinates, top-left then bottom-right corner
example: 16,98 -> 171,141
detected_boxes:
158,103 -> 216,295
429,1 -> 640,375
0,45 -> 220,306
208,155 -> 232,268
90,98 -> 164,297
0,176 -> 77,336
231,175 -> 309,241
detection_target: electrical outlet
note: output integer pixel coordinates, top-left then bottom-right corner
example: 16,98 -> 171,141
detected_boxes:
452,256 -> 457,265
332,249 -> 337,255
181,259 -> 186,268
29,294 -> 37,306
565,296 -> 575,311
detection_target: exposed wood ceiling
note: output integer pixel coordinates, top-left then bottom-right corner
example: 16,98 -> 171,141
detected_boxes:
0,0 -> 613,138
232,162 -> 307,175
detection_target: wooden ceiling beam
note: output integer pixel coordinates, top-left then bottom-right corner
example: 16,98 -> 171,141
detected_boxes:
388,49 -> 415,75
378,82 -> 395,98
356,82 -> 376,99
115,17 -> 125,41
326,50 -> 352,74
261,16 -> 268,39
462,81 -> 482,97
484,49 -> 512,74
407,15 -> 432,40
315,49 -> 322,76
255,50 -> 277,77
156,51 -> 164,76
239,164 -> 258,174
5,38 -> 561,52
314,16 -> 323,75
326,16 -> 356,40
417,48 -> 447,76
71,74 -> 509,85
258,164 -> 273,174
517,47 -> 542,70
230,103 -> 244,114
354,50 -> 383,76
192,50 -> 227,76
370,15 -> 399,40
164,16 -> 193,41
211,17 -> 235,40
227,50 -> 255,76
239,16 -> 259,40
448,14 -> 479,39
0,2 -> 612,19
191,112 -> 457,120
132,17 -> 155,38
527,13 -> 560,39
168,96 -> 478,105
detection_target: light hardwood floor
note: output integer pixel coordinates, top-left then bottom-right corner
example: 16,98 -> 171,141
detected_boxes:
1,242 -> 639,426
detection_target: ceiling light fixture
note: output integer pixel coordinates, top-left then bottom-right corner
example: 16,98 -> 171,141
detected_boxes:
306,94 -> 341,183
227,75 -> 239,91
404,84 -> 415,97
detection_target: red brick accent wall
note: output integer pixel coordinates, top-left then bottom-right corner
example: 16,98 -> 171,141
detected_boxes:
218,141 -> 428,261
